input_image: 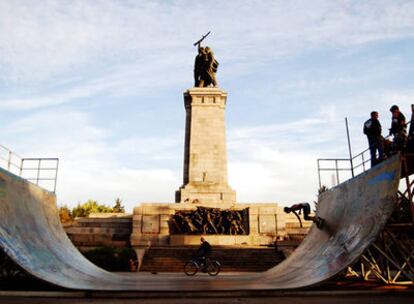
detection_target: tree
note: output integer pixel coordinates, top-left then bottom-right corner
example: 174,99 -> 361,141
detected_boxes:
58,205 -> 73,224
113,198 -> 125,213
71,200 -> 114,218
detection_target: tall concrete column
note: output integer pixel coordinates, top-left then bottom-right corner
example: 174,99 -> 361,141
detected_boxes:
175,87 -> 236,206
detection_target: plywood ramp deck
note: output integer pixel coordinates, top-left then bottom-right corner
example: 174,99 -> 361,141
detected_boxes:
0,155 -> 401,290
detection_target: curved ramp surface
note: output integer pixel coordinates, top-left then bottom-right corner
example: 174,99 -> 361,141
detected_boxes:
0,155 -> 401,290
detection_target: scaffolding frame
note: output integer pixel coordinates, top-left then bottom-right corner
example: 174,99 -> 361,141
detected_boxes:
318,152 -> 414,284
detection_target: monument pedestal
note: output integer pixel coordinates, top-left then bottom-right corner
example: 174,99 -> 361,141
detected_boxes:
176,183 -> 236,208
175,88 -> 236,206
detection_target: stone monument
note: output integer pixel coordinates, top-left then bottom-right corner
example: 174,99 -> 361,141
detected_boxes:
130,35 -> 304,250
175,88 -> 236,206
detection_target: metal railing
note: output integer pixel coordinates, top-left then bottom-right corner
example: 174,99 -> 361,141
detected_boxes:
0,144 -> 59,193
317,147 -> 371,188
317,117 -> 413,189
318,114 -> 414,188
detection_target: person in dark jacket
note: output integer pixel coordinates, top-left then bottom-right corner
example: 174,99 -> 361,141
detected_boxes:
406,105 -> 414,152
389,105 -> 407,152
196,237 -> 211,261
364,111 -> 383,166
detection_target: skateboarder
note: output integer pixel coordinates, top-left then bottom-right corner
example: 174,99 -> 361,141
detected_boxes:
284,202 -> 324,229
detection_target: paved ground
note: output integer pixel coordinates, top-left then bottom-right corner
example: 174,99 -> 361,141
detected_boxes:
0,293 -> 413,304
1,272 -> 413,303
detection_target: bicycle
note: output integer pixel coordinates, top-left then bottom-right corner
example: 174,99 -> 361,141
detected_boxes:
184,256 -> 221,276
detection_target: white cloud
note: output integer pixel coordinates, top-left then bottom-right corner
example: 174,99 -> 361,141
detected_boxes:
3,109 -> 106,152
1,0 -> 414,84
0,55 -> 189,110
1,86 -> 412,211
232,118 -> 326,139
58,164 -> 179,211
229,149 -> 319,204
0,104 -> 339,210
227,110 -> 346,205
0,107 -> 183,211
378,90 -> 414,109
1,1 -> 414,212
114,136 -> 182,161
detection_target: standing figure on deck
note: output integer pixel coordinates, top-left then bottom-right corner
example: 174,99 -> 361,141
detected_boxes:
406,105 -> 414,152
363,111 -> 384,167
193,32 -> 219,87
389,105 -> 407,151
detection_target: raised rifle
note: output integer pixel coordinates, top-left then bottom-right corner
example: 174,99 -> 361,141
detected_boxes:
193,31 -> 211,46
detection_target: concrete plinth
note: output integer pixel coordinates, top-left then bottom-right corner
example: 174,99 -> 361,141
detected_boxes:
176,88 -> 236,206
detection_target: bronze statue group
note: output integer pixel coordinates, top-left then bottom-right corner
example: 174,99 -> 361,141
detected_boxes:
169,207 -> 248,235
193,32 -> 219,88
194,45 -> 219,88
364,104 -> 413,167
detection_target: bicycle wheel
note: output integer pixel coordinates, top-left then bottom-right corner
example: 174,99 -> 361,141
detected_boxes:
184,260 -> 198,276
206,260 -> 220,276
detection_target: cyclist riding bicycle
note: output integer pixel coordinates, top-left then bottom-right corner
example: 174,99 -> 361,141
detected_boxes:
195,237 -> 211,266
184,237 -> 220,276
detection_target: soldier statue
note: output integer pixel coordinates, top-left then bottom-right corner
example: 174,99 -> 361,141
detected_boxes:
193,32 -> 219,87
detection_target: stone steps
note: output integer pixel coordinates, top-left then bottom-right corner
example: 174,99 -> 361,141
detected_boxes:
140,247 -> 285,272
65,217 -> 132,248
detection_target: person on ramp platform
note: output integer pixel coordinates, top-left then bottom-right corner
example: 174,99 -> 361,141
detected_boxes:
389,105 -> 407,152
363,111 -> 384,167
284,203 -> 324,229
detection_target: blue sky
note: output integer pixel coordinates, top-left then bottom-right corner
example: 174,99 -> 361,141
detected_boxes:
1,1 -> 414,211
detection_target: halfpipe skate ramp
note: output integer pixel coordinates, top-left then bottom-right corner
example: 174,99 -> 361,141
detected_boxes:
0,155 -> 401,290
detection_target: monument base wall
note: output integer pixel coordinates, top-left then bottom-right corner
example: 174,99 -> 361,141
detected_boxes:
130,202 -> 311,248
61,208 -> 311,249
64,214 -> 132,249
